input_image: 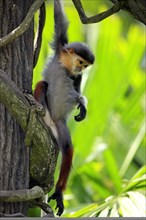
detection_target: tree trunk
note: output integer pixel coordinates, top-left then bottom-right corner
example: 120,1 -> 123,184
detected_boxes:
0,0 -> 34,215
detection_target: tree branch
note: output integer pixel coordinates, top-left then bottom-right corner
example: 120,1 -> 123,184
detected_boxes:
0,213 -> 26,217
0,69 -> 59,191
108,0 -> 146,25
72,0 -> 125,24
0,185 -> 55,216
0,0 -> 45,48
0,186 -> 44,202
33,2 -> 46,68
31,200 -> 54,217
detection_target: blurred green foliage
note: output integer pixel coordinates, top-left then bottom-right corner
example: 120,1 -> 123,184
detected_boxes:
32,0 -> 145,217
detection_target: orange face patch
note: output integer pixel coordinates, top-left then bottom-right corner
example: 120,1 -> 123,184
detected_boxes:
59,48 -> 91,75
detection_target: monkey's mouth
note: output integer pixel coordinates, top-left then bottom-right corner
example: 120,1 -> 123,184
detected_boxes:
73,66 -> 82,74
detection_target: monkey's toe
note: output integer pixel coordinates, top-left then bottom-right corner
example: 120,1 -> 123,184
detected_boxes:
48,189 -> 64,216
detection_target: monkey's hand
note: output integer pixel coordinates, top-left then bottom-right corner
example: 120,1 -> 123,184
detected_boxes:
48,189 -> 64,216
74,96 -> 87,122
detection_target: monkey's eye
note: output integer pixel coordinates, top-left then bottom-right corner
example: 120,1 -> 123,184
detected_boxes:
84,65 -> 88,68
79,60 -> 83,65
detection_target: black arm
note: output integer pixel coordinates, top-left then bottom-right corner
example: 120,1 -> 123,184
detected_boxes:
72,74 -> 82,94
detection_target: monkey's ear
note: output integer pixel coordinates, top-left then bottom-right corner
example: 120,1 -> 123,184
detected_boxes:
68,48 -> 74,54
62,47 -> 74,54
62,47 -> 68,53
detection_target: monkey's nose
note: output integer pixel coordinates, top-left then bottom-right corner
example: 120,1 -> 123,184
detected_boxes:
75,66 -> 82,72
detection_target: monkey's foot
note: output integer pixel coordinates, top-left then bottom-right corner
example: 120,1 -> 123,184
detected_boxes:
74,102 -> 86,122
48,189 -> 64,216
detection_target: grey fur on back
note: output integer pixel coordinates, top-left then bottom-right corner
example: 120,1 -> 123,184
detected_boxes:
43,58 -> 79,121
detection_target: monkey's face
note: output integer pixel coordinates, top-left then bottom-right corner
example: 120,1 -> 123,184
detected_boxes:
72,55 -> 91,74
59,48 -> 92,75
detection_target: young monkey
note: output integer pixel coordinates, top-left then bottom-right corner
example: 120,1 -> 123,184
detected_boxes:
34,0 -> 95,216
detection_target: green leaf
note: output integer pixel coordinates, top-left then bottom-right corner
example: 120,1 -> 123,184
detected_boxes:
131,166 -> 146,181
120,123 -> 145,177
104,149 -> 122,193
122,166 -> 146,192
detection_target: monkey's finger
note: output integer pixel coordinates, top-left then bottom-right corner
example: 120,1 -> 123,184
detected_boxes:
74,108 -> 86,121
74,115 -> 79,121
74,115 -> 82,121
57,210 -> 63,216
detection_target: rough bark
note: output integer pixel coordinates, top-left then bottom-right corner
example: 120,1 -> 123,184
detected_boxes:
0,70 -> 59,192
0,0 -> 34,215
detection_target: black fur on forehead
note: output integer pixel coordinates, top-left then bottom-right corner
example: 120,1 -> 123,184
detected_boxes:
66,42 -> 95,64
